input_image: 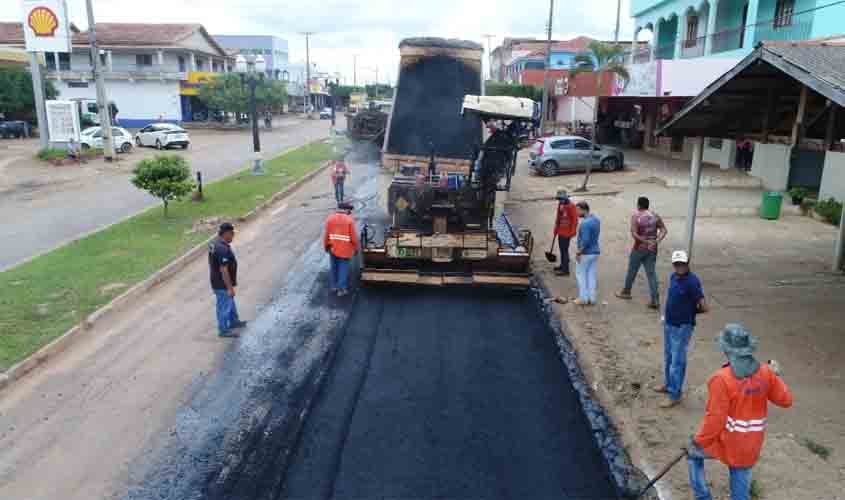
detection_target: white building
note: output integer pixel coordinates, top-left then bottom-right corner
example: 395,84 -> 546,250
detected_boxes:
0,22 -> 232,127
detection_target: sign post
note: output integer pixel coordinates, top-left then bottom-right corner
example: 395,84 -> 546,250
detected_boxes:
21,0 -> 72,149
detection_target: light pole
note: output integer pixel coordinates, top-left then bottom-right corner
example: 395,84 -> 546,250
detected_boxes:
235,54 -> 266,176
327,78 -> 339,127
482,33 -> 495,80
299,32 -> 315,115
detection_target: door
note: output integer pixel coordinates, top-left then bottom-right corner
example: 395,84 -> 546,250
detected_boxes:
788,149 -> 825,190
549,139 -> 575,170
572,139 -> 594,169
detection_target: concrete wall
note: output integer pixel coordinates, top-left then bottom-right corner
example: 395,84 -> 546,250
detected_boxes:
555,96 -> 595,123
56,79 -> 182,127
703,138 -> 736,169
751,142 -> 791,191
819,151 -> 845,202
811,1 -> 845,38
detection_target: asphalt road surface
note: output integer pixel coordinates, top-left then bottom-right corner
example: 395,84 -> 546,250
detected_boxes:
124,154 -> 618,500
0,117 -> 338,271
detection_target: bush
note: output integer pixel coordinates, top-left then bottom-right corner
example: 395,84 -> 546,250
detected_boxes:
815,197 -> 843,226
36,147 -> 68,162
130,155 -> 194,216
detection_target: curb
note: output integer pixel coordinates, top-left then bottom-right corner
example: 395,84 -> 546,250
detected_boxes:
0,160 -> 332,394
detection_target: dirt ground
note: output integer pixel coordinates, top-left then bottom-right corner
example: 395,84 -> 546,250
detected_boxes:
509,150 -> 845,499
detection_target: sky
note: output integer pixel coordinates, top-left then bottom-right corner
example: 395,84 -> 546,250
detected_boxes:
1,0 -> 636,85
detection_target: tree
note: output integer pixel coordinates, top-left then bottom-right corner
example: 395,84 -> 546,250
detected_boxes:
570,41 -> 630,192
197,74 -> 288,119
485,82 -> 543,102
131,155 -> 194,216
365,83 -> 392,99
0,66 -> 58,116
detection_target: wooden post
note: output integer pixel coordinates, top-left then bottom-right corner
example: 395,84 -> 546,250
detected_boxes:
824,102 -> 838,151
790,85 -> 808,146
760,86 -> 776,143
686,137 -> 705,258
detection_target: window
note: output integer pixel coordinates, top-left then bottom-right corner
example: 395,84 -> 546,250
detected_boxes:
774,0 -> 794,27
178,56 -> 186,72
685,16 -> 699,47
67,81 -> 88,88
574,140 -> 592,150
58,52 -> 71,71
551,139 -> 573,149
136,54 -> 153,67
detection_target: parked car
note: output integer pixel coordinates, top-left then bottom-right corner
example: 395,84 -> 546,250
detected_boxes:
319,107 -> 332,119
79,126 -> 134,153
0,120 -> 28,139
528,135 -> 624,176
134,123 -> 191,150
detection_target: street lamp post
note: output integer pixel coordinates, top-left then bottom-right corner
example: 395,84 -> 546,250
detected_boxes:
236,54 -> 266,176
327,78 -> 339,127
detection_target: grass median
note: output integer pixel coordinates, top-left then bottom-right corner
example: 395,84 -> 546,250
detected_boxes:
0,139 -> 342,371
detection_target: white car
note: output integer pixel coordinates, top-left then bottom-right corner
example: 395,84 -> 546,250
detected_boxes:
135,123 -> 191,150
79,126 -> 134,154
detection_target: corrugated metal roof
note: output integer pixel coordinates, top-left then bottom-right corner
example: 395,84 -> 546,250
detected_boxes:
764,42 -> 845,98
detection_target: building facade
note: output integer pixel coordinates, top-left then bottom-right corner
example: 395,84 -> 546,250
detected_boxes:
0,22 -> 233,127
212,34 -> 290,80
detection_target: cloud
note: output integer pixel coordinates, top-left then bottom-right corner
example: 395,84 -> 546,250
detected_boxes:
1,0 -> 635,84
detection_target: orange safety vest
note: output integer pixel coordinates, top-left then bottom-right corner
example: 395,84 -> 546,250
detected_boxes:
554,202 -> 578,238
323,212 -> 358,259
694,363 -> 793,468
330,161 -> 349,185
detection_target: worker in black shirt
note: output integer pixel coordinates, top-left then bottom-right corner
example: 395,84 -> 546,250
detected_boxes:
209,222 -> 247,337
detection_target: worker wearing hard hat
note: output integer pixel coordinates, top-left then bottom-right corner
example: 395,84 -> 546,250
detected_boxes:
654,250 -> 708,408
552,188 -> 578,276
323,202 -> 358,296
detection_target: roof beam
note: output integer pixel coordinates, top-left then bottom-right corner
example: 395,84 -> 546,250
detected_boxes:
790,85 -> 808,146
761,87 -> 777,143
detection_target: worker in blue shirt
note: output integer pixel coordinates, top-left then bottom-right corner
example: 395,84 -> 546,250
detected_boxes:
574,201 -> 600,306
654,250 -> 709,408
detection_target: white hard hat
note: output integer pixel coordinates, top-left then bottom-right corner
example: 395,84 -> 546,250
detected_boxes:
671,250 -> 689,264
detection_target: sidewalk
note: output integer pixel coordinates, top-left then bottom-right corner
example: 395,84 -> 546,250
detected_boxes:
509,149 -> 845,500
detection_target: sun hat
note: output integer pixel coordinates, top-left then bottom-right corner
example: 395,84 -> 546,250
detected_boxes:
716,323 -> 758,357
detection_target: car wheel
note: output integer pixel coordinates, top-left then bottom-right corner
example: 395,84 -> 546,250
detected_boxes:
541,160 -> 558,177
80,143 -> 90,150
155,140 -> 163,150
182,143 -> 189,150
120,142 -> 133,154
135,137 -> 142,147
601,157 -> 619,172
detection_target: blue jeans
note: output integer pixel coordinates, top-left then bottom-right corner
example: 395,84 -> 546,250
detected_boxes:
664,323 -> 694,401
623,249 -> 659,302
576,254 -> 599,302
213,289 -> 240,335
334,181 -> 345,204
557,236 -> 571,273
330,254 -> 350,291
688,444 -> 752,500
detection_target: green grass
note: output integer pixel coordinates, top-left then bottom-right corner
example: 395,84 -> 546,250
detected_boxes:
0,140 -> 341,371
801,437 -> 832,461
750,479 -> 763,500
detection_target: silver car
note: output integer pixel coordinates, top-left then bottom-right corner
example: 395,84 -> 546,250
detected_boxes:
528,135 -> 624,176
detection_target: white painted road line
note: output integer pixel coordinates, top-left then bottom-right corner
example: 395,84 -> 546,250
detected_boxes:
272,203 -> 289,217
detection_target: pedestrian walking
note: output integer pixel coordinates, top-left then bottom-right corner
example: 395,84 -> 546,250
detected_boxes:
687,323 -> 793,500
324,202 -> 358,296
209,223 -> 247,338
552,188 -> 578,276
655,250 -> 707,408
574,201 -> 600,306
616,196 -> 667,308
330,159 -> 351,205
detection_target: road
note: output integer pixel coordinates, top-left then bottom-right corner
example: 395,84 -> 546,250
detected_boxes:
0,116 -> 339,271
0,151 -> 618,500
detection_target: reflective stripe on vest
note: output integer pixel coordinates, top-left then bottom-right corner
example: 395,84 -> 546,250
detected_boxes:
329,234 -> 351,242
725,416 -> 767,433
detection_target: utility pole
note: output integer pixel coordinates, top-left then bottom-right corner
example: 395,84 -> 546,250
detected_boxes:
482,34 -> 495,80
353,54 -> 358,87
614,0 -> 622,43
540,0 -> 554,135
85,0 -> 115,161
300,32 -> 314,115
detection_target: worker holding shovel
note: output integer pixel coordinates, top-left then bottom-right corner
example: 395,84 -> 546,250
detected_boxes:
550,188 -> 578,276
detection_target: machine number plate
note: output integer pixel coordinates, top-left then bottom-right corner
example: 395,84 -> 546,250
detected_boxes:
397,247 -> 420,258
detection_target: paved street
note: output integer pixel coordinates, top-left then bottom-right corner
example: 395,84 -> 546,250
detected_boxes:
0,116 -> 340,270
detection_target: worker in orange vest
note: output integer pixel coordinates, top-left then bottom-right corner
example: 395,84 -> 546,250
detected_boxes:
323,202 -> 358,296
687,323 -> 793,500
330,159 -> 351,205
552,188 -> 578,276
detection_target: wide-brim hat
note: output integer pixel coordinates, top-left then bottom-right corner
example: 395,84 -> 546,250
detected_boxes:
555,187 -> 569,201
337,202 -> 354,211
716,323 -> 758,357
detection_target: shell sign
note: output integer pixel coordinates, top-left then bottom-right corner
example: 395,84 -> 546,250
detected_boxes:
21,0 -> 71,53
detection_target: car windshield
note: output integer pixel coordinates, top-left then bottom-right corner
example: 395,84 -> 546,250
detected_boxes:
81,127 -> 99,136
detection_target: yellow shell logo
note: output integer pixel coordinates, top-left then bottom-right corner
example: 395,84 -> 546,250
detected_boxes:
28,6 -> 59,37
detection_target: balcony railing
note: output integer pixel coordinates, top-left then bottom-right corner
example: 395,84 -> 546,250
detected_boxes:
754,16 -> 813,45
680,35 -> 706,58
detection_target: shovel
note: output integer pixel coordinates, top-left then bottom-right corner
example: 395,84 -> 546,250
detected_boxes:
545,236 -> 557,263
629,448 -> 688,499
